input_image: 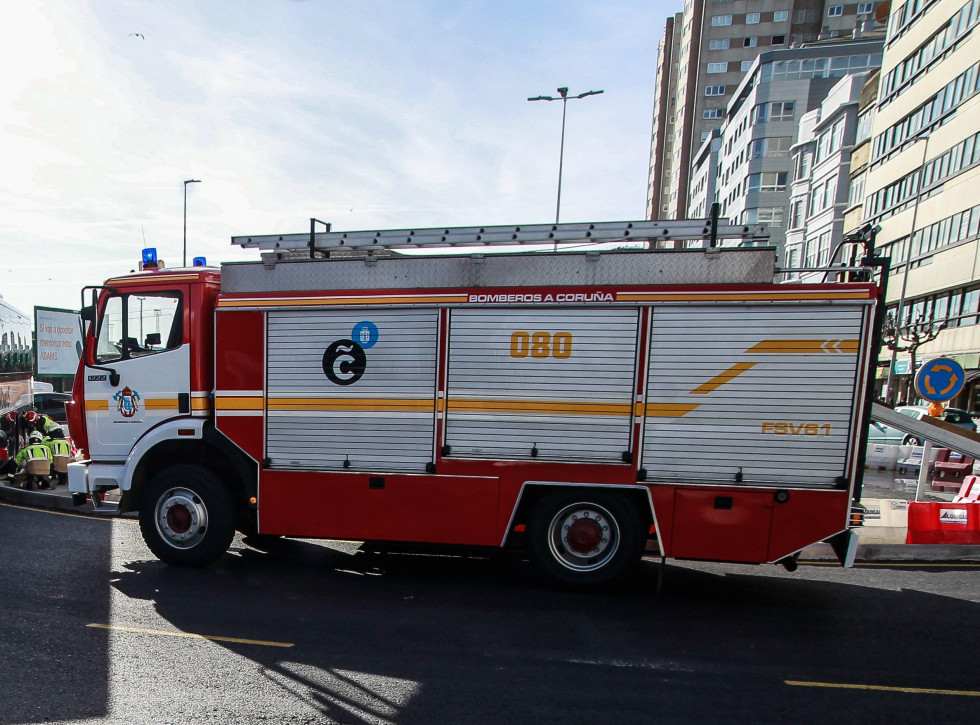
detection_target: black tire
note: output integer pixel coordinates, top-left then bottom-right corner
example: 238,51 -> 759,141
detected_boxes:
902,434 -> 921,446
527,489 -> 646,590
138,465 -> 236,567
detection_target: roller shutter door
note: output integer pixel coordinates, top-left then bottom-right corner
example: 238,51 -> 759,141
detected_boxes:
446,308 -> 638,461
266,309 -> 438,471
642,304 -> 867,486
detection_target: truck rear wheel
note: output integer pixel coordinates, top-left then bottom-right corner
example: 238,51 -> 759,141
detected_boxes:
527,489 -> 645,589
138,465 -> 235,567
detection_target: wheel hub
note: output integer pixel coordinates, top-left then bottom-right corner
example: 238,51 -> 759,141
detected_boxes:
565,516 -> 604,554
548,503 -> 620,572
156,487 -> 209,549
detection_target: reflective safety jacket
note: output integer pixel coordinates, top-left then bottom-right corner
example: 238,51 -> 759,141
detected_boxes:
15,442 -> 52,466
46,438 -> 72,458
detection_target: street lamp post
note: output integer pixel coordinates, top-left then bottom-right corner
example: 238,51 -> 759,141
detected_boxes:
528,87 -> 603,224
884,135 -> 930,404
183,179 -> 201,267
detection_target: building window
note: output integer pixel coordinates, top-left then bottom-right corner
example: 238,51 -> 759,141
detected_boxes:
748,172 -> 788,192
707,62 -> 728,74
705,85 -> 726,96
755,207 -> 785,226
703,108 -> 725,119
774,10 -> 789,22
771,34 -> 785,45
747,12 -> 761,24
744,36 -> 758,47
712,15 -> 733,26
828,5 -> 844,16
848,175 -> 866,207
751,101 -> 795,123
857,2 -> 873,14
709,38 -> 730,50
741,60 -> 754,71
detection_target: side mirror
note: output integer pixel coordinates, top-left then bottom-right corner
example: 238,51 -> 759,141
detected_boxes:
80,305 -> 97,323
145,332 -> 162,346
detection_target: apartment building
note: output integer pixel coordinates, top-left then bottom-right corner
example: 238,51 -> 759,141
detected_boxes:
710,40 -> 883,258
785,71 -> 872,275
646,0 -> 885,221
862,0 -> 980,406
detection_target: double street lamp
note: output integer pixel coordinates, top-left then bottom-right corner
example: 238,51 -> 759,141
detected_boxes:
183,179 -> 201,267
528,87 -> 603,224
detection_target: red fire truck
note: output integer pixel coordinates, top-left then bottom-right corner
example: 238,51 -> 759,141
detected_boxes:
68,219 -> 879,588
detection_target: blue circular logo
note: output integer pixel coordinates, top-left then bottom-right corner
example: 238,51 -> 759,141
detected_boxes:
351,321 -> 379,349
914,357 -> 965,403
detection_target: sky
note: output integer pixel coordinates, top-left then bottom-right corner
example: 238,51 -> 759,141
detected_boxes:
0,0 -> 668,317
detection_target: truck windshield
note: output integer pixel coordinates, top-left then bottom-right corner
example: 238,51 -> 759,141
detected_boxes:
95,292 -> 182,363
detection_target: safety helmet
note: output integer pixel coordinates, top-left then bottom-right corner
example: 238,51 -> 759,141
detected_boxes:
28,431 -> 43,443
5,412 -> 16,423
25,411 -> 39,423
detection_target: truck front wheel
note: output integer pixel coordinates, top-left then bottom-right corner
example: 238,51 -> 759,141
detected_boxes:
527,489 -> 646,589
138,465 -> 235,567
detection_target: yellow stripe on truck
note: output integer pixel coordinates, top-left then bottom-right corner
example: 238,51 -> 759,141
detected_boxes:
746,338 -> 859,354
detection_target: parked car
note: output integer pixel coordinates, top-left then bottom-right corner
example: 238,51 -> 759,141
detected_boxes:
33,392 -> 72,425
868,405 -> 977,446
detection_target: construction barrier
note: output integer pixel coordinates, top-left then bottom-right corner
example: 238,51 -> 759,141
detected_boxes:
906,501 -> 980,544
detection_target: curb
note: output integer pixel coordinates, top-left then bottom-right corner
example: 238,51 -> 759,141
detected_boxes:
0,485 -> 112,516
800,541 -> 980,563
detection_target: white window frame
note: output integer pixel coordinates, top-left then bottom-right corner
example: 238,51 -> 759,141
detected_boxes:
707,62 -> 728,74
746,12 -> 761,24
774,10 -> 789,22
744,36 -> 758,47
709,38 -> 731,50
857,2 -> 873,14
705,85 -> 726,96
828,5 -> 844,17
712,14 -> 733,26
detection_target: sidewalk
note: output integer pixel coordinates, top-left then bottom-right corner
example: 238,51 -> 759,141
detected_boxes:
3,478 -> 979,564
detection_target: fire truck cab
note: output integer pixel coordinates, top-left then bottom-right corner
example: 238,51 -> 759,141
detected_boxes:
68,219 -> 878,589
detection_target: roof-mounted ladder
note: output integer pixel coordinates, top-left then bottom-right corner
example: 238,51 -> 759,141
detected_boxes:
231,217 -> 770,257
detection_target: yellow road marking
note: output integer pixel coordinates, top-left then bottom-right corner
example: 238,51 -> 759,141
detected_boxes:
87,623 -> 293,648
786,680 -> 980,697
690,362 -> 757,394
800,559 -> 980,568
0,501 -> 139,522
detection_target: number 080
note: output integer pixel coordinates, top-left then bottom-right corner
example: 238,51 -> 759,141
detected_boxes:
510,331 -> 573,359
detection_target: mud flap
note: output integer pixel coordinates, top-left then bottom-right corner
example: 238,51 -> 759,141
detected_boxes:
827,529 -> 859,568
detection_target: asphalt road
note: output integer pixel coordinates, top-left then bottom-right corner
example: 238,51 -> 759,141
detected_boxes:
1,502 -> 978,725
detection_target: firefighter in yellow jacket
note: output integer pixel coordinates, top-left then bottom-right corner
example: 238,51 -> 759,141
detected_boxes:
14,431 -> 53,490
45,430 -> 73,486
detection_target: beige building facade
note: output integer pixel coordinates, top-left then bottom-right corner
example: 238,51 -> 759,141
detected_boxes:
861,0 -> 980,408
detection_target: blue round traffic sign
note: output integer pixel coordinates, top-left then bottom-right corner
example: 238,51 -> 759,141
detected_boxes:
914,357 -> 965,403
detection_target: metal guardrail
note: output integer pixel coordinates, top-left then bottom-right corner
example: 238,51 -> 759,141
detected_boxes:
870,403 -> 980,458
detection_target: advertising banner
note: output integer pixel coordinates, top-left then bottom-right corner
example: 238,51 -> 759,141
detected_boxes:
34,306 -> 83,377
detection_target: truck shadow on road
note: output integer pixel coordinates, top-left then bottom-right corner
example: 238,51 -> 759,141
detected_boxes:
101,535 -> 980,724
